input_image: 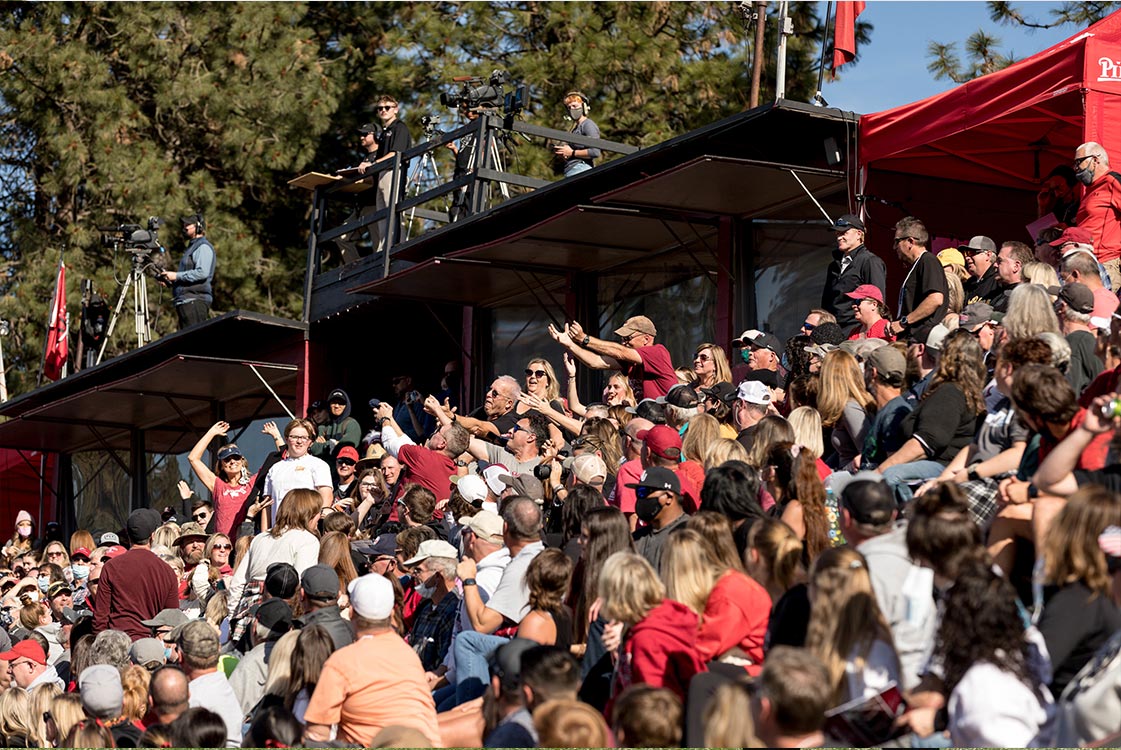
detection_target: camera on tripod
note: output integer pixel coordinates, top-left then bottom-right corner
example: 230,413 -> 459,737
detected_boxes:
100,217 -> 168,277
419,114 -> 444,140
440,70 -> 529,117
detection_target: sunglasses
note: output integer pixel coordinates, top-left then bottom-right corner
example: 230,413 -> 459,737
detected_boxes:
801,322 -> 816,331
510,424 -> 530,435
634,486 -> 666,500
212,543 -> 232,551
192,512 -> 209,521
376,104 -> 395,111
525,369 -> 547,379
336,459 -> 356,467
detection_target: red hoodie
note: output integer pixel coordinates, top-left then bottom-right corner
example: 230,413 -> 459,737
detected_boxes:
613,599 -> 707,704
696,570 -> 771,675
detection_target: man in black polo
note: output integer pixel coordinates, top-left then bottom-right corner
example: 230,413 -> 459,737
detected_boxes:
821,213 -> 887,329
889,216 -> 948,344
960,235 -> 1001,306
372,95 -> 412,252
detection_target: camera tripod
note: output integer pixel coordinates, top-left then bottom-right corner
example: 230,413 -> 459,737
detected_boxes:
96,254 -> 153,365
401,126 -> 446,242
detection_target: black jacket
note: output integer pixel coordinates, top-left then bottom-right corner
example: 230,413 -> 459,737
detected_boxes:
821,245 -> 888,328
298,604 -> 356,651
963,264 -> 1002,307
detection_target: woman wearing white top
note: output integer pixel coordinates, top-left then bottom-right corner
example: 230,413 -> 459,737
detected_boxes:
261,419 -> 334,526
806,547 -> 902,706
227,488 -> 323,644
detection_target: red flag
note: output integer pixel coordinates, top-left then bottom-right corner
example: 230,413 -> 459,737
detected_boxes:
832,1 -> 866,71
43,260 -> 68,381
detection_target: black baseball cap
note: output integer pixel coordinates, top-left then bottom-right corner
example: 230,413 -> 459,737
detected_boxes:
254,598 -> 293,637
624,466 -> 681,495
657,384 -> 700,408
743,369 -> 780,388
833,213 -> 865,232
701,381 -> 737,405
838,473 -> 896,526
357,122 -> 380,135
624,398 -> 666,424
126,508 -> 162,544
264,562 -> 300,599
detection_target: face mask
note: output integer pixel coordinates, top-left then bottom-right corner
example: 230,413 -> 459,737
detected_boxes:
17,527 -> 30,538
37,576 -> 49,592
164,648 -> 173,661
71,565 -> 89,581
1076,166 -> 1095,186
635,493 -> 663,524
416,582 -> 436,600
568,105 -> 584,119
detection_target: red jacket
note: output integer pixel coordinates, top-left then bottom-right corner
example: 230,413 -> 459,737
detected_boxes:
1076,172 -> 1121,263
696,570 -> 771,675
614,599 -> 706,704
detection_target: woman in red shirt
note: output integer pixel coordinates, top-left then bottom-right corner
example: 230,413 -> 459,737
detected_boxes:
845,284 -> 895,342
187,420 -> 280,540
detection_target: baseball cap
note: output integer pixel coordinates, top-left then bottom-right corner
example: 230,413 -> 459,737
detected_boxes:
403,539 -> 459,566
47,581 -> 72,599
805,342 -> 837,359
614,315 -> 657,338
925,323 -> 951,351
732,329 -> 781,353
488,637 -> 540,691
636,425 -> 682,460
348,573 -> 394,619
97,532 -> 120,547
959,302 -> 1003,330
216,444 -> 243,462
451,474 -> 488,505
70,547 -> 91,562
353,534 -> 397,559
832,213 -> 865,232
79,663 -> 124,719
254,598 -> 294,637
937,248 -> 966,268
126,507 -> 161,544
0,639 -> 46,666
463,510 -> 505,544
141,608 -> 189,630
265,562 -> 300,599
656,384 -> 700,408
742,369 -> 780,388
845,284 -> 885,305
102,545 -> 126,560
700,381 -> 737,405
837,474 -> 897,526
1050,226 -> 1094,247
308,399 -> 327,413
59,607 -> 92,626
328,389 -> 348,404
625,466 -> 681,495
572,454 -> 608,485
1052,282 -> 1095,314
130,638 -> 167,668
301,564 -> 341,600
623,398 -> 666,424
336,446 -> 359,463
958,235 -> 996,254
865,346 -> 907,383
735,380 -> 772,406
481,464 -> 511,496
174,620 -> 219,660
357,122 -> 380,135
499,474 -> 545,502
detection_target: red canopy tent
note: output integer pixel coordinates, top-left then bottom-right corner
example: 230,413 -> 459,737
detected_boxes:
857,11 -> 1121,248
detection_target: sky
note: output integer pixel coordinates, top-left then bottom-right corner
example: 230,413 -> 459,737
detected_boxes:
820,1 -> 1080,113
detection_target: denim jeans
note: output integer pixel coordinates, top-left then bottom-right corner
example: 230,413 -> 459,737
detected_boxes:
881,460 -> 946,505
453,630 -> 508,705
563,160 -> 593,177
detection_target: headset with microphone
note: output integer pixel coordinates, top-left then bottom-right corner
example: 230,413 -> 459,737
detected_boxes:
564,91 -> 591,120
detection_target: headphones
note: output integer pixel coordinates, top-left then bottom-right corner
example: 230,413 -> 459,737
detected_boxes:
564,91 -> 590,119
195,215 -> 206,233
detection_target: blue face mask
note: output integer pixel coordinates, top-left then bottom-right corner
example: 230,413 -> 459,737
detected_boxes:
71,564 -> 89,581
37,575 -> 49,592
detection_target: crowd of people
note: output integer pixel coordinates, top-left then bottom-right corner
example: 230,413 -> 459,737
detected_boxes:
4,143 -> 1121,748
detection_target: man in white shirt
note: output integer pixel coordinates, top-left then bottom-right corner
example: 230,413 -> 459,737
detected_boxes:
176,620 -> 243,747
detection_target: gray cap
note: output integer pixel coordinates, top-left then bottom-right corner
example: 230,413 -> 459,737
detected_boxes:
130,637 -> 167,668
865,346 -> 907,383
140,608 -> 189,630
926,323 -> 951,351
79,664 -> 124,719
301,564 -> 340,600
958,235 -> 996,254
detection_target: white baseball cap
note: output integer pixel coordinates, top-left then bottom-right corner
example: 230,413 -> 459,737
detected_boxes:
736,380 -> 772,406
451,474 -> 488,505
347,574 -> 394,620
481,464 -> 511,496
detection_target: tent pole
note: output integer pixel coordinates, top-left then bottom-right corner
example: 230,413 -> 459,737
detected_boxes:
775,1 -> 792,101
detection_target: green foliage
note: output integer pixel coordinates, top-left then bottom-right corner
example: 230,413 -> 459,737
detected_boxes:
0,1 -> 863,397
928,1 -> 1120,82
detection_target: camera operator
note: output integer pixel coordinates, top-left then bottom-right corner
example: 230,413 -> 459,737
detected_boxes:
161,213 -> 215,329
553,91 -> 601,178
447,106 -> 479,222
333,122 -> 381,265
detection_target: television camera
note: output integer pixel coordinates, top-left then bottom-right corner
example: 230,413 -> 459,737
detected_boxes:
100,216 -> 169,277
440,70 -> 529,117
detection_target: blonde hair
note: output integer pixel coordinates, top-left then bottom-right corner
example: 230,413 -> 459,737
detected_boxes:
122,665 -> 151,722
28,682 -> 61,747
806,547 -> 899,702
534,699 -> 611,748
817,350 -> 875,428
1043,485 -> 1121,597
787,406 -> 825,459
0,686 -> 37,745
604,372 -> 636,407
663,529 -> 722,615
527,358 -> 561,402
944,269 -> 964,315
47,693 -> 85,747
747,517 -> 804,592
598,552 -> 664,625
704,683 -> 761,747
694,343 -> 733,386
746,415 -> 794,469
1003,283 -> 1061,339
1023,260 -> 1060,290
262,629 -> 301,698
686,511 -> 746,573
703,438 -> 749,471
68,530 -> 95,557
151,523 -> 181,551
681,413 -> 721,463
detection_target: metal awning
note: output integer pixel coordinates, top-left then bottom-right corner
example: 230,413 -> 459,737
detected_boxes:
0,355 -> 298,454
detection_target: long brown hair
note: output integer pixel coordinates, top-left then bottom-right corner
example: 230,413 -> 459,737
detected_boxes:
571,506 -> 634,642
817,350 -> 876,427
1043,485 -> 1121,596
271,489 -> 322,538
317,531 -> 358,591
927,329 -> 986,414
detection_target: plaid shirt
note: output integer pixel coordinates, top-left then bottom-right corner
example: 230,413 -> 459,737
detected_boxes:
407,590 -> 462,671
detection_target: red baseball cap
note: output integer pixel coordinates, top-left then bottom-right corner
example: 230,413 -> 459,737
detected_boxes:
844,284 -> 885,305
1050,226 -> 1093,247
336,446 -> 359,463
71,547 -> 91,561
635,425 -> 682,460
0,639 -> 46,666
102,545 -> 126,560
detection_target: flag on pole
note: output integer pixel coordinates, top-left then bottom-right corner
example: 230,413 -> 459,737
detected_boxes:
43,259 -> 68,382
832,1 -> 866,71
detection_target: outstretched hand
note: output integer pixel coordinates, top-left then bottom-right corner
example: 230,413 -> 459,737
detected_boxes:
261,421 -> 281,441
565,321 -> 586,343
177,480 -> 193,500
547,324 -> 573,347
563,352 -> 577,378
209,421 -> 231,437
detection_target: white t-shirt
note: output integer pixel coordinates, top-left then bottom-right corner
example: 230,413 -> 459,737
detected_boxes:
263,454 -> 332,513
189,671 -> 244,747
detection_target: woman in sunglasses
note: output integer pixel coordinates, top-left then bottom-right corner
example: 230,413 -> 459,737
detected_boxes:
513,358 -> 575,442
188,420 -> 284,541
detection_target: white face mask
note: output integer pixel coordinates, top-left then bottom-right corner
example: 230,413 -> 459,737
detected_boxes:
17,526 -> 30,538
415,573 -> 436,600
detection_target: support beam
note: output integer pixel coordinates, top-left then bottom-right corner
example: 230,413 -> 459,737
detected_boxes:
716,217 -> 735,347
130,429 -> 147,512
